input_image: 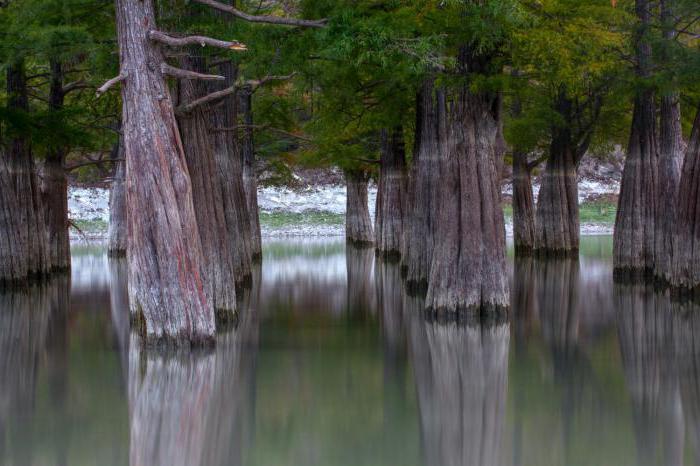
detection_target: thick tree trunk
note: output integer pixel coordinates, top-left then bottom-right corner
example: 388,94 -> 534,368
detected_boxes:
0,61 -> 49,285
41,60 -> 70,272
108,136 -> 127,257
671,105 -> 700,293
535,131 -> 579,257
178,56 -> 238,322
512,153 -> 536,256
209,63 -> 254,285
239,86 -> 262,261
614,0 -> 658,279
655,0 -> 684,285
345,169 -> 374,246
375,126 -> 407,261
425,85 -> 509,317
116,0 -> 213,344
401,80 -> 441,292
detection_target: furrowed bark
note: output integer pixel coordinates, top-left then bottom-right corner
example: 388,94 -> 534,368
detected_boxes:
239,86 -> 262,261
535,95 -> 580,257
401,80 -> 441,292
208,62 -> 254,283
41,60 -> 70,272
512,152 -> 536,256
0,60 -> 50,285
614,0 -> 658,280
655,0 -> 684,285
177,55 -> 238,322
116,0 -> 214,344
345,169 -> 374,246
671,104 -> 700,294
375,126 -> 407,261
425,48 -> 509,316
108,135 -> 127,257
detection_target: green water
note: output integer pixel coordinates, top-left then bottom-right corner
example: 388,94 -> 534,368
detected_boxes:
0,236 -> 696,466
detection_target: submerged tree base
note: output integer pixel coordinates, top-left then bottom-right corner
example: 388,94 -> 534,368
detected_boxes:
376,248 -> 401,264
422,304 -> 509,327
534,247 -> 579,260
613,266 -> 655,284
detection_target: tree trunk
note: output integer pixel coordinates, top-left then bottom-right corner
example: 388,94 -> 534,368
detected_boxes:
535,112 -> 580,257
655,0 -> 684,285
425,67 -> 509,317
208,62 -> 254,285
239,86 -> 262,261
614,0 -> 658,279
41,60 -> 70,272
178,55 -> 238,322
671,104 -> 700,294
345,169 -> 374,246
108,136 -> 127,257
401,80 -> 441,292
0,61 -> 49,285
116,0 -> 213,344
375,126 -> 407,261
512,153 -> 536,256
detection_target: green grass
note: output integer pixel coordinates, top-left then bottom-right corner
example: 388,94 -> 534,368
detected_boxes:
259,211 -> 344,228
71,218 -> 108,234
503,200 -> 616,225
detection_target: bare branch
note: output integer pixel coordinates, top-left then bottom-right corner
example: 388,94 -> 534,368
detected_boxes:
66,158 -> 123,172
247,72 -> 298,92
177,86 -> 236,114
148,30 -> 248,51
213,124 -> 312,142
161,63 -> 224,81
192,0 -> 327,28
96,73 -> 127,97
62,80 -> 92,95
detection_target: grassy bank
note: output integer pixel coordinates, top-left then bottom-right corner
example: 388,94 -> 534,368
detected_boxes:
503,200 -> 616,225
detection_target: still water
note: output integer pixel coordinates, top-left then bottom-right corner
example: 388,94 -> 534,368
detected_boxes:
1,236 -> 697,465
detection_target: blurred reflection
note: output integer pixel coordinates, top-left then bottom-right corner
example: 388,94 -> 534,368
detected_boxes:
109,258 -> 130,385
125,266 -> 260,466
405,293 -> 509,466
346,244 -> 376,316
615,285 -> 683,466
0,278 -> 70,465
674,301 -> 700,465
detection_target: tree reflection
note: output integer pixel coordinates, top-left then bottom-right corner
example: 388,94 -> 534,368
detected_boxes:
126,266 -> 260,466
346,244 -> 376,317
405,292 -> 509,466
615,285 -> 683,466
0,279 -> 70,465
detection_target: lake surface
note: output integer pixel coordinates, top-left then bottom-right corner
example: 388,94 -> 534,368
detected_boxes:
1,236 -> 698,466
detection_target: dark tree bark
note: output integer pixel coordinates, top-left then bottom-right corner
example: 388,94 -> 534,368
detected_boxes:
614,0 -> 658,279
425,49 -> 509,317
208,63 -> 254,285
654,0 -> 684,285
0,61 -> 50,285
346,244 -> 376,315
41,60 -> 70,272
108,135 -> 127,257
512,153 -> 536,256
401,80 -> 441,292
534,92 -> 584,257
375,126 -> 407,261
177,55 -> 238,322
671,104 -> 700,293
116,0 -> 213,344
345,169 -> 374,246
239,86 -> 262,261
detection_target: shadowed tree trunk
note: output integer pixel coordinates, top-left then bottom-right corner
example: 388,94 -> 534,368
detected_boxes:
401,79 -> 441,292
209,63 -> 254,285
375,126 -> 407,261
671,105 -> 700,294
345,169 -> 374,246
178,55 -> 238,322
512,152 -> 536,256
239,85 -> 262,261
614,0 -> 658,279
655,0 -> 684,285
0,61 -> 50,285
41,60 -> 70,272
426,48 -> 509,317
108,135 -> 127,257
534,92 -> 587,257
346,244 -> 376,315
116,0 -> 213,344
